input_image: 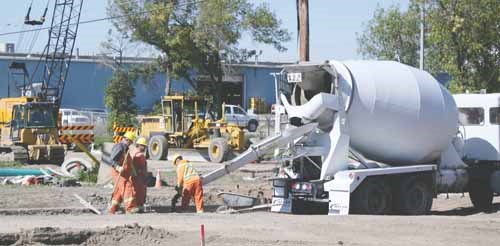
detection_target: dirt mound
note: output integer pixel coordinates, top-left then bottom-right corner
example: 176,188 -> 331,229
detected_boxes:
0,224 -> 175,245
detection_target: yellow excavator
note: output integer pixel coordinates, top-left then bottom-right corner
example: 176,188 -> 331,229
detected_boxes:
0,0 -> 83,164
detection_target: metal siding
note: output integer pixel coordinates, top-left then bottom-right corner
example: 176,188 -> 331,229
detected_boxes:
1,58 -> 281,110
243,66 -> 282,106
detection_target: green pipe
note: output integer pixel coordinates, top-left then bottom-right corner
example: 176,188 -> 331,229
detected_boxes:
0,168 -> 47,177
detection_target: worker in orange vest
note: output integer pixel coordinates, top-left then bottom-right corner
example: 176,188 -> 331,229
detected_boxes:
109,132 -> 139,214
172,154 -> 204,213
132,137 -> 148,212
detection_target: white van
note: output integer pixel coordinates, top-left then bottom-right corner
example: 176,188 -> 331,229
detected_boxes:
59,108 -> 91,126
453,93 -> 500,161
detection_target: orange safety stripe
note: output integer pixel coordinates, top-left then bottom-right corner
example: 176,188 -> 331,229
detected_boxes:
113,127 -> 136,133
58,134 -> 95,144
59,125 -> 94,131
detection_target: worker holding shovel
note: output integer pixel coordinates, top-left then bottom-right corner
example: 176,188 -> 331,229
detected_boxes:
172,154 -> 205,213
108,131 -> 136,180
109,132 -> 140,214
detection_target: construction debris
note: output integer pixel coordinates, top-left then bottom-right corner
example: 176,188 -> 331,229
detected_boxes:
73,193 -> 102,215
216,204 -> 272,214
0,168 -> 48,177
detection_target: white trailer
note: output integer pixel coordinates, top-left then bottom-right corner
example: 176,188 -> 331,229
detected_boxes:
202,60 -> 500,215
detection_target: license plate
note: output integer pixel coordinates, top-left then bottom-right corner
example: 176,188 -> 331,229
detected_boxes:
287,73 -> 302,83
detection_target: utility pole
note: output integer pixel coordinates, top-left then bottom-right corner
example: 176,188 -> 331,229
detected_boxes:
419,2 -> 425,70
298,0 -> 310,62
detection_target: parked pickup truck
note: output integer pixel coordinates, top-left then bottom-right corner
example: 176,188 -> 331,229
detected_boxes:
223,104 -> 259,132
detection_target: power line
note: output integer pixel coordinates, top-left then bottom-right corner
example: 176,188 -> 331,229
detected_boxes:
0,0 -> 204,37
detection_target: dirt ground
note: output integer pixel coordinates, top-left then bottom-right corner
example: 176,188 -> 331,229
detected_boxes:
0,151 -> 500,245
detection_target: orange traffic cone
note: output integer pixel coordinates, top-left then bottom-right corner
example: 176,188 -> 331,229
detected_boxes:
155,170 -> 162,188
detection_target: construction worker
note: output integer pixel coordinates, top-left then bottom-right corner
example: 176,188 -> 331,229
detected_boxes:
108,131 -> 136,173
109,131 -> 139,214
172,154 -> 205,213
132,137 -> 148,212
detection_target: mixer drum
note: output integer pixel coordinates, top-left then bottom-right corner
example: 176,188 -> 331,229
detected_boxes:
290,60 -> 459,165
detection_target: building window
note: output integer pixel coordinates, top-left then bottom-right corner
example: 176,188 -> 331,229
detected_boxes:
458,107 -> 484,125
490,107 -> 500,125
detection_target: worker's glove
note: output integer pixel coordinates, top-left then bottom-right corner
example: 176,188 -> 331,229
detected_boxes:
174,185 -> 182,193
115,165 -> 124,173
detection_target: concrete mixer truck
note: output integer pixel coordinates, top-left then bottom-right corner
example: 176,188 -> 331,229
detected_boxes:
201,60 -> 500,215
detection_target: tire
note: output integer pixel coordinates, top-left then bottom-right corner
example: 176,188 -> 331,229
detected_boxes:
148,135 -> 168,160
393,176 -> 433,215
208,138 -> 230,163
247,120 -> 258,132
469,179 -> 493,211
350,177 -> 392,215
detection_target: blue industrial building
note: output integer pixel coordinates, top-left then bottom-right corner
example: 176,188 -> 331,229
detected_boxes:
0,53 -> 286,111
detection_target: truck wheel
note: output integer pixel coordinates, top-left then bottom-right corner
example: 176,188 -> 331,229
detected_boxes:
394,176 -> 433,215
351,178 -> 392,215
247,120 -> 258,132
148,135 -> 168,160
469,179 -> 493,211
208,138 -> 229,163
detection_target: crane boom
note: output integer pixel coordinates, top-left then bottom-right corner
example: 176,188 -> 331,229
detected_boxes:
37,0 -> 83,107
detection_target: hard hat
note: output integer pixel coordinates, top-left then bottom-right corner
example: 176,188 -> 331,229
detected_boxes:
123,131 -> 137,141
136,137 -> 148,146
171,154 -> 183,165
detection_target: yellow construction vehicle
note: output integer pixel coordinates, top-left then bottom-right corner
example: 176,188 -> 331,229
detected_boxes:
0,97 -> 65,163
0,0 -> 83,164
138,95 -> 248,163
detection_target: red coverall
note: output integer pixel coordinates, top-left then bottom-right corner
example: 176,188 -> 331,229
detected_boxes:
176,160 -> 204,212
109,152 -> 138,214
132,150 -> 148,211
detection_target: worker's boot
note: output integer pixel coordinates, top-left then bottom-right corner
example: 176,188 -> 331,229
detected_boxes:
109,201 -> 120,214
126,207 -> 140,214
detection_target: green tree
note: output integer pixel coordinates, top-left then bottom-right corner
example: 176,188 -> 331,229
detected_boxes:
357,3 -> 420,67
358,0 -> 500,93
99,28 -> 138,132
107,0 -> 290,107
104,70 -> 138,132
427,0 -> 500,92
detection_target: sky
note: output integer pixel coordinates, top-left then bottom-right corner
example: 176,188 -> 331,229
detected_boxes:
0,0 -> 409,62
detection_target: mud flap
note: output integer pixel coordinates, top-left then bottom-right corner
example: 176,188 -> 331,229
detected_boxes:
324,178 -> 351,215
271,179 -> 292,213
271,197 -> 292,213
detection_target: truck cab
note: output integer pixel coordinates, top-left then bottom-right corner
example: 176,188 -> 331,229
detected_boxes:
453,93 -> 500,161
223,104 -> 259,132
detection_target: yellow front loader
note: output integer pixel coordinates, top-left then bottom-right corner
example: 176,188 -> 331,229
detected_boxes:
0,97 -> 66,164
